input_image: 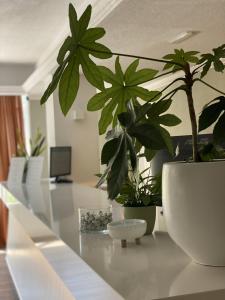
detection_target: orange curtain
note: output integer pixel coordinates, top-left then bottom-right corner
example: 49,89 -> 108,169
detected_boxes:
0,95 -> 24,248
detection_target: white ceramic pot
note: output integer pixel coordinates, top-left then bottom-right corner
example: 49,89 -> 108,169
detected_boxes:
162,160 -> 225,266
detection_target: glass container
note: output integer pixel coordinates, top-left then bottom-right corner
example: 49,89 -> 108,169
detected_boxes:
79,207 -> 112,233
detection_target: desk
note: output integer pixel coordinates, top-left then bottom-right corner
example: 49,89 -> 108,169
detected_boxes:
1,182 -> 225,300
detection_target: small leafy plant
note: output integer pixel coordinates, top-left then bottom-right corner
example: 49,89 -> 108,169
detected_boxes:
16,128 -> 46,158
41,4 -> 225,200
116,165 -> 162,207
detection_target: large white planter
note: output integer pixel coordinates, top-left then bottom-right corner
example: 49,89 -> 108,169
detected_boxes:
162,161 -> 225,266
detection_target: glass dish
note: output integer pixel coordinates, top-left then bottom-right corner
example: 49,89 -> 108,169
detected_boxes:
79,207 -> 112,233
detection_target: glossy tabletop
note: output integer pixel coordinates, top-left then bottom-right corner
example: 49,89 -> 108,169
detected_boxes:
2,181 -> 225,300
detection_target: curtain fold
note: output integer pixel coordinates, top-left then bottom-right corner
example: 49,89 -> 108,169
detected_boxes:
0,95 -> 24,248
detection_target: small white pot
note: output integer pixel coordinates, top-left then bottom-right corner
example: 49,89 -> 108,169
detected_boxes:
162,160 -> 225,266
107,219 -> 147,247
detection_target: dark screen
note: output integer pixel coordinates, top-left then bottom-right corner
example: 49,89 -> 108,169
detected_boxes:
50,147 -> 71,177
151,134 -> 214,175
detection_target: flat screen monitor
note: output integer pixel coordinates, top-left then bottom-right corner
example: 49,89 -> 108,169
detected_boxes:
50,146 -> 72,181
151,134 -> 214,176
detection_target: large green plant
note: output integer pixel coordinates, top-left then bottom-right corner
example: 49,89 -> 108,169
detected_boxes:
41,4 -> 225,199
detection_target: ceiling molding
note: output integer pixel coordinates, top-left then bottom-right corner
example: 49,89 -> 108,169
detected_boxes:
0,85 -> 25,95
23,0 -> 123,94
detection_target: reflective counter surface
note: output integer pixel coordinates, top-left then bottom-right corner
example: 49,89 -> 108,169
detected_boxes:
2,181 -> 225,300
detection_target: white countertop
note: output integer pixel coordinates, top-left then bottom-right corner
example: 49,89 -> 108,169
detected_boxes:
2,181 -> 225,300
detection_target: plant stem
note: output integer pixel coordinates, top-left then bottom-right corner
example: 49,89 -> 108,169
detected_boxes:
80,45 -> 184,67
195,78 -> 225,95
184,64 -> 199,162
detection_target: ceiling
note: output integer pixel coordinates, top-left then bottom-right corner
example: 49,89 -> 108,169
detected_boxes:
0,0 -> 224,74
0,0 -> 79,63
99,0 -> 225,70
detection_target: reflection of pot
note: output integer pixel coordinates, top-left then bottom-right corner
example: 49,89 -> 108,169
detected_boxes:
170,262 -> 225,297
109,241 -> 150,272
124,206 -> 156,234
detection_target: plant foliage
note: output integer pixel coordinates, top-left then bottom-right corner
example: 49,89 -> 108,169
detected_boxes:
87,58 -> 160,134
41,4 -> 112,115
41,3 -> 225,200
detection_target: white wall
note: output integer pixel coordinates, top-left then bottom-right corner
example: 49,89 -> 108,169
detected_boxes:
0,63 -> 34,86
52,75 -> 100,184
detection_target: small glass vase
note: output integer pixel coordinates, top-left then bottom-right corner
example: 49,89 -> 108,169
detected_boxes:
79,207 -> 112,233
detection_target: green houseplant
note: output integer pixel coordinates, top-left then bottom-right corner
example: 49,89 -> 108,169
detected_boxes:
16,128 -> 46,182
116,165 -> 161,234
41,4 -> 225,264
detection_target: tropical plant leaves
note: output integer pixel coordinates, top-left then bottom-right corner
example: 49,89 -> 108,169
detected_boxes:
87,57 -> 159,134
58,56 -> 79,115
57,37 -> 73,65
213,113 -> 225,144
199,96 -> 225,144
97,132 -> 138,199
163,49 -> 199,72
101,137 -> 120,165
158,114 -> 181,126
199,44 -> 225,78
128,123 -> 166,150
144,148 -> 157,162
41,3 -> 112,114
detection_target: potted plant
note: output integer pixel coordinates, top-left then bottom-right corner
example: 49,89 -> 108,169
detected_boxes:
41,4 -> 225,265
16,128 -> 46,182
115,164 -> 161,235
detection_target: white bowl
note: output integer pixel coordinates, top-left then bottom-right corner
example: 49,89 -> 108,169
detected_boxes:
107,219 -> 147,242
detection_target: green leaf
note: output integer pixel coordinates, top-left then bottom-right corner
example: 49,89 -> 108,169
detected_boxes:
59,56 -> 79,115
148,99 -> 172,116
41,4 -> 111,111
186,51 -> 199,56
129,86 -> 154,101
87,87 -> 120,111
89,58 -> 161,133
99,66 -> 121,85
78,5 -> 92,40
199,102 -> 223,132
115,57 -> 124,83
158,114 -> 181,126
87,42 -> 112,59
125,68 -> 158,86
80,49 -> 104,90
142,195 -> 152,206
124,59 -> 139,83
144,148 -> 156,162
126,134 -> 137,170
87,91 -> 108,111
101,138 -> 120,165
163,49 -> 199,72
115,195 -> 127,205
81,27 -> 106,43
201,60 -> 211,78
99,100 -> 117,134
129,124 -> 166,150
214,59 -> 224,72
107,137 -> 128,199
213,113 -> 225,144
57,36 -> 72,65
69,3 -> 79,41
158,127 -> 174,156
118,112 -> 133,128
40,63 -> 66,105
200,45 -> 225,77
